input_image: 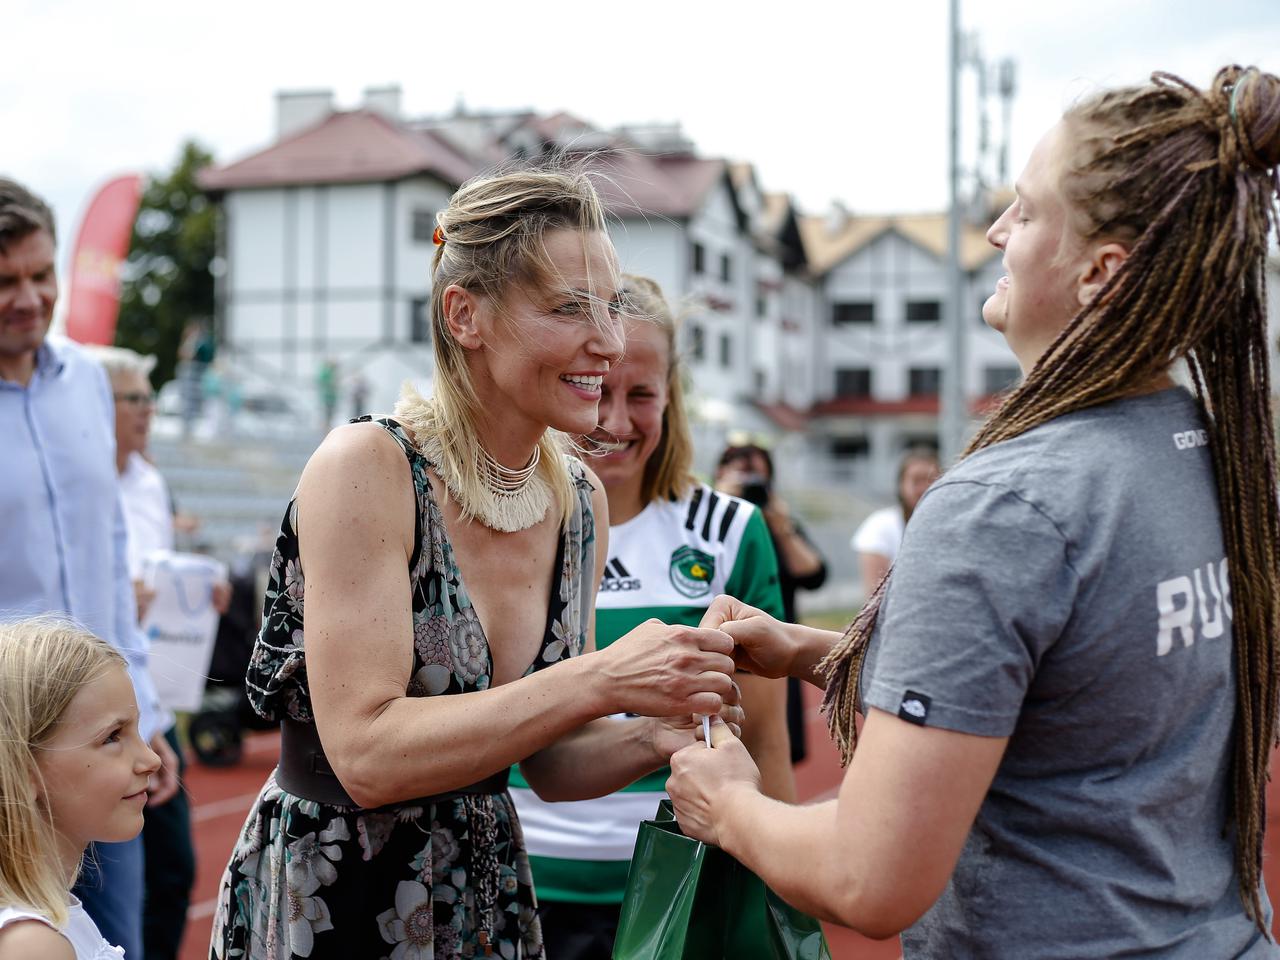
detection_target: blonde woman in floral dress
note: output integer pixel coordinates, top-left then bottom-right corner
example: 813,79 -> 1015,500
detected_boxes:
210,167 -> 741,960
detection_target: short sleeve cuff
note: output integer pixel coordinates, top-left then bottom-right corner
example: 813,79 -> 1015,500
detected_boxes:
864,675 -> 1021,738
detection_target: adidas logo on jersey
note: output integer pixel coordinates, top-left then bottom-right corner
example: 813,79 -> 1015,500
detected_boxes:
600,558 -> 642,591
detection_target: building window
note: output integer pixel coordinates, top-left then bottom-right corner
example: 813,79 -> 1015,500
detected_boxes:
754,369 -> 766,394
689,322 -> 706,362
901,435 -> 939,452
984,365 -> 1022,394
410,297 -> 430,343
411,209 -> 436,244
692,241 -> 706,275
831,436 -> 870,459
835,367 -> 873,398
905,299 -> 942,322
908,367 -> 942,396
719,333 -> 732,369
720,253 -> 732,283
833,301 -> 874,325
755,294 -> 768,319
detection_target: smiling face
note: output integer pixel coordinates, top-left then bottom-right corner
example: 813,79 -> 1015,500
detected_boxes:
0,228 -> 57,383
983,122 -> 1092,373
467,228 -> 624,445
591,318 -> 671,503
34,664 -> 160,865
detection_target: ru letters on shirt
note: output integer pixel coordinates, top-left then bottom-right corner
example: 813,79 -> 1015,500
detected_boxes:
1155,558 -> 1230,657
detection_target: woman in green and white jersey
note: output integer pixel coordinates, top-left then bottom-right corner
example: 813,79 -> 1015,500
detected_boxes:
508,275 -> 795,958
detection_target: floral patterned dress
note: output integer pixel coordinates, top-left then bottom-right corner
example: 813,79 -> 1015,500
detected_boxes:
211,418 -> 596,960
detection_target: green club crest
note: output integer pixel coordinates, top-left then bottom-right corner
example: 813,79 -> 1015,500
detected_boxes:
670,546 -> 715,598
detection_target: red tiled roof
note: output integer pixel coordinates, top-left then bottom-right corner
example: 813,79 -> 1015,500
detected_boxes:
809,394 -> 1004,417
583,151 -> 729,219
810,396 -> 942,416
200,110 -> 477,192
525,111 -> 592,143
753,401 -> 809,432
199,108 -> 737,222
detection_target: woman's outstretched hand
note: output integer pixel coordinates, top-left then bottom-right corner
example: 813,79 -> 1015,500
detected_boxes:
668,717 -> 762,847
699,594 -> 796,680
595,619 -> 737,718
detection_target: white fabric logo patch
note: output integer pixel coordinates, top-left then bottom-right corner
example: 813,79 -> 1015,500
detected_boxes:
898,690 -> 931,726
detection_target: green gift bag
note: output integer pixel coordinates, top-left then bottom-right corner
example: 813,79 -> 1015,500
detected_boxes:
612,800 -> 832,960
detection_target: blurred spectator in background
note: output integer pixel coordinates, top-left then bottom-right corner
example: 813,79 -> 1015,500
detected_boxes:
204,357 -> 244,438
348,370 -> 369,421
715,440 -> 827,763
88,344 -> 232,614
851,446 -> 941,590
317,356 -> 338,430
0,176 -> 178,960
89,343 -> 226,960
177,317 -> 215,437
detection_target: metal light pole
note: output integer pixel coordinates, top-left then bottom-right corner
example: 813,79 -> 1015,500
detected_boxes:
940,0 -> 968,463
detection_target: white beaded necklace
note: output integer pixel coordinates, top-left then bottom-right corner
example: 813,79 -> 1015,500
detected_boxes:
421,432 -> 551,533
479,442 -> 541,490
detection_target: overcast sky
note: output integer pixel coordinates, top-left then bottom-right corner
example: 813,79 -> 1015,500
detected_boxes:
5,0 -> 1278,254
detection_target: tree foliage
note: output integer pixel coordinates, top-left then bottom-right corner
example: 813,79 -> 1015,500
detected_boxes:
115,141 -> 217,388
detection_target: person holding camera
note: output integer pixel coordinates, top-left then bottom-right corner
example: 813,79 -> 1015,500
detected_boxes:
715,443 -> 826,626
715,442 -> 827,763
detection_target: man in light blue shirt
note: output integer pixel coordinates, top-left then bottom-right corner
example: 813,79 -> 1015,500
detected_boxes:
0,177 -> 179,959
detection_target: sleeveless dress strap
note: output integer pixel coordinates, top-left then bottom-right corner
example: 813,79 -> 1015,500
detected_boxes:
352,415 -> 420,462
0,906 -> 56,931
563,455 -> 597,653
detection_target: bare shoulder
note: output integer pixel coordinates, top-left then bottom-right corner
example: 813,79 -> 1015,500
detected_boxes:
297,421 -> 417,514
295,421 -> 417,551
0,919 -> 75,960
302,420 -> 411,488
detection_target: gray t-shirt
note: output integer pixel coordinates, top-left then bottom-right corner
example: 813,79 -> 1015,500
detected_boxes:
864,387 -> 1277,959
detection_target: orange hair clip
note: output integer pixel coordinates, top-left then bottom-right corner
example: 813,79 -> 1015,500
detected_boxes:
432,226 -> 445,246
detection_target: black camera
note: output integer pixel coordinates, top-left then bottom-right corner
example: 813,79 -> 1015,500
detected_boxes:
739,474 -> 770,507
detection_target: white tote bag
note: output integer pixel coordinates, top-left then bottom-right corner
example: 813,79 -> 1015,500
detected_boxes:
139,550 -> 228,712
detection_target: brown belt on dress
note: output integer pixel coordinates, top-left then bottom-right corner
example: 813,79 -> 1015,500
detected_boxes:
276,717 -> 511,808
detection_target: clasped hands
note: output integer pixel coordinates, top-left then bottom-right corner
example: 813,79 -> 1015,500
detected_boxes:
603,597 -> 794,845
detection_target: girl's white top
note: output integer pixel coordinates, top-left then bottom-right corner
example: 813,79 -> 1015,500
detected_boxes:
0,897 -> 125,959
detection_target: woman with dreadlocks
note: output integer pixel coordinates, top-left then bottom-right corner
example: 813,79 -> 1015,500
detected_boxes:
666,66 -> 1280,957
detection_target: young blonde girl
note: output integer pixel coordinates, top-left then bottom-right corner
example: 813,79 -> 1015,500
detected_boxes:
0,618 -> 161,960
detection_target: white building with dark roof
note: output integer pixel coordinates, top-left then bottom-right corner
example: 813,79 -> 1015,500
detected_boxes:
796,204 -> 1017,488
199,90 -> 473,415
197,87 -> 1023,499
199,90 -> 782,472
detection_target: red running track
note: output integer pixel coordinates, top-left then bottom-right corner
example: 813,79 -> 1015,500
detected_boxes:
176,686 -> 1280,960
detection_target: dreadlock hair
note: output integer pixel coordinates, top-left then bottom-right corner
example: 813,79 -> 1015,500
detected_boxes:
820,65 -> 1280,929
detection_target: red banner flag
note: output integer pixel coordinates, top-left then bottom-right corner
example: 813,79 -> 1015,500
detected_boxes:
65,174 -> 143,345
